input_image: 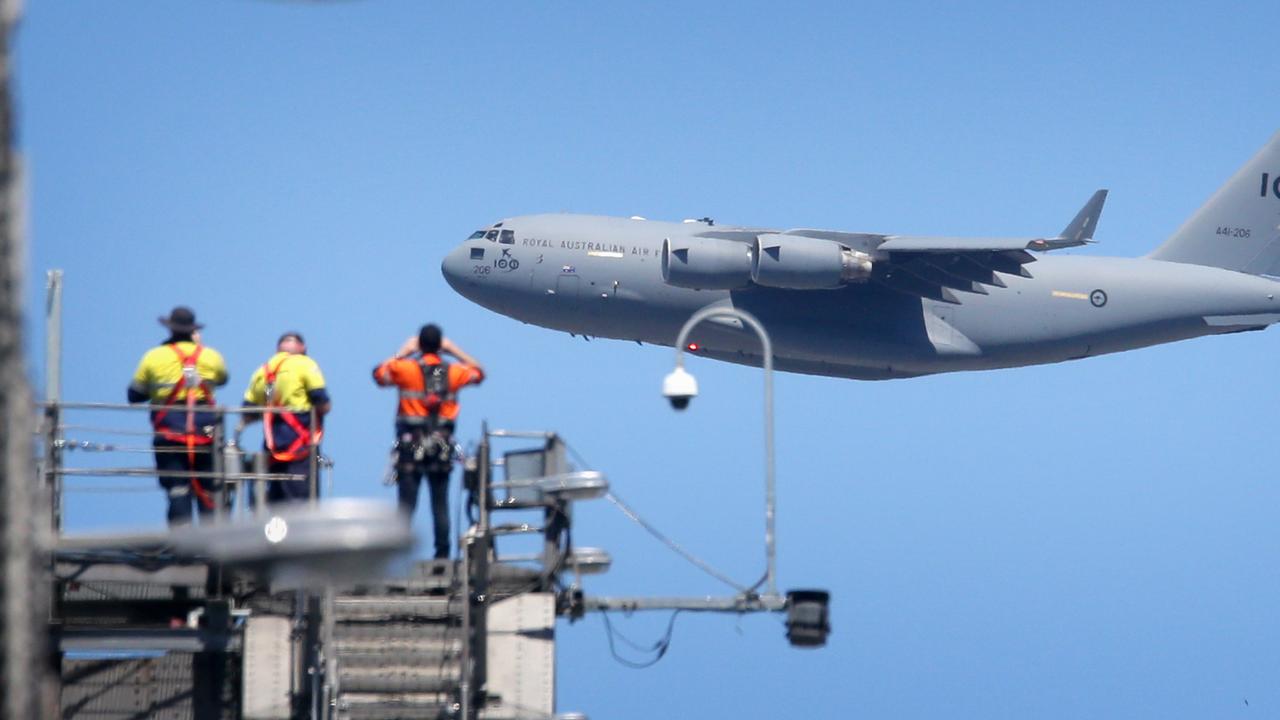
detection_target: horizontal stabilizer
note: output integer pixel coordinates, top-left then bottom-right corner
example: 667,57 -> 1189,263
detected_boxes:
1203,313 -> 1280,327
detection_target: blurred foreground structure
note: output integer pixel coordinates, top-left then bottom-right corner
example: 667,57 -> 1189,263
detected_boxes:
37,387 -> 828,720
0,0 -> 47,717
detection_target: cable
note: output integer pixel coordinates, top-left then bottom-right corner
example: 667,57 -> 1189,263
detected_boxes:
604,491 -> 749,594
559,439 -> 751,594
600,610 -> 683,669
57,425 -> 163,437
561,439 -> 594,473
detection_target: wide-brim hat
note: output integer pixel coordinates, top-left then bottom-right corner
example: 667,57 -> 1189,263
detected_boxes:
158,306 -> 204,333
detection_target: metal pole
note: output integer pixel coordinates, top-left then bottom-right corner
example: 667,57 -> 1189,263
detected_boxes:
478,423 -> 490,536
44,270 -> 61,405
319,586 -> 336,720
308,408 -> 318,505
44,271 -> 62,534
542,435 -> 566,575
210,422 -> 224,523
461,423 -> 498,720
459,531 -> 472,720
672,306 -> 777,598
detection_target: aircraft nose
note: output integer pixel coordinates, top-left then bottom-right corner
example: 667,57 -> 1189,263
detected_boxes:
441,243 -> 471,293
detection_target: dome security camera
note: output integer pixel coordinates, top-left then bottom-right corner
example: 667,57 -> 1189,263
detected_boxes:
662,367 -> 698,410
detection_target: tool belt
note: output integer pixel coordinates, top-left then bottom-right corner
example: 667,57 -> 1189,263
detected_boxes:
396,421 -> 455,474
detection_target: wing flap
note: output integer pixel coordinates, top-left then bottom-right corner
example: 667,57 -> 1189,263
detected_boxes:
897,257 -> 989,294
877,236 -> 1050,253
874,265 -> 961,304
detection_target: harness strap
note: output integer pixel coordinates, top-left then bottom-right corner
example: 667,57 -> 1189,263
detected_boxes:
262,355 -> 319,463
409,358 -> 454,417
152,344 -> 215,510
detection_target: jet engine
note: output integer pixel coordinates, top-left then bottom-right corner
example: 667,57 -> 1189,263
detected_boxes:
661,237 -> 754,290
751,234 -> 873,290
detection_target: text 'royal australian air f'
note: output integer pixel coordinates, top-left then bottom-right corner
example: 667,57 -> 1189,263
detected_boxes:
443,132 -> 1280,380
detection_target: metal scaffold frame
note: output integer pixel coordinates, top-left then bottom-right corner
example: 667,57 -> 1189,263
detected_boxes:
30,270 -> 828,720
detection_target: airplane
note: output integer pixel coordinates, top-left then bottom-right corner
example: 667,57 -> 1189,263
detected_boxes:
442,132 -> 1280,380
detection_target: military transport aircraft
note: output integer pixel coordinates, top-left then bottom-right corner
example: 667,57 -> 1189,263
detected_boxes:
442,132 -> 1280,380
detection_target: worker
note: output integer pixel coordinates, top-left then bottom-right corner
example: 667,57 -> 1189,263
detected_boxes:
240,331 -> 330,504
373,324 -> 484,559
128,306 -> 229,525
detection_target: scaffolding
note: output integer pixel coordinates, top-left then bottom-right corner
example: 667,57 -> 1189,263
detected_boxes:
31,268 -> 827,719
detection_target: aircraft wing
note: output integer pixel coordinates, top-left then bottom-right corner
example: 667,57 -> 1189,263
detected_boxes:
877,236 -> 1073,252
700,190 -> 1107,304
870,245 -> 1036,304
817,189 -> 1108,304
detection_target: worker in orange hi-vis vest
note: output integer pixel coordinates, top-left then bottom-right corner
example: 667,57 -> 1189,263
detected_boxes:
373,324 -> 483,559
240,331 -> 331,505
127,307 -> 229,525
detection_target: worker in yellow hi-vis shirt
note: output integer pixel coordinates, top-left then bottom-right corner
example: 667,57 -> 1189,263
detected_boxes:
240,331 -> 330,504
127,306 -> 228,525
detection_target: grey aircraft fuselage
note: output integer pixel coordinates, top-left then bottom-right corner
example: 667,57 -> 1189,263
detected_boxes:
442,133 -> 1280,380
442,216 -> 1278,379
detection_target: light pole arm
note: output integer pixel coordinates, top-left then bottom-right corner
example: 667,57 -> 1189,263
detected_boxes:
671,306 -> 777,598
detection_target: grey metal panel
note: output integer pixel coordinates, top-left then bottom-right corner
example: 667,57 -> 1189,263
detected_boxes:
333,622 -> 462,644
338,663 -> 461,693
335,633 -> 462,651
485,593 -> 555,720
333,596 -> 456,621
242,615 -> 294,720
339,649 -> 463,669
367,576 -> 455,594
339,692 -> 453,720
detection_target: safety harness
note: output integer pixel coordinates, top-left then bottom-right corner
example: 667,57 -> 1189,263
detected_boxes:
396,358 -> 455,470
260,355 -> 318,462
151,343 -> 216,510
397,357 -> 454,427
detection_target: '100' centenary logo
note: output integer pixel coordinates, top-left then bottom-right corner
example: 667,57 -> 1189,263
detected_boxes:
1263,173 -> 1280,198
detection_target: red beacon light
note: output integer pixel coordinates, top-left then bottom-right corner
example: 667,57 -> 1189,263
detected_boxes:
686,342 -> 700,352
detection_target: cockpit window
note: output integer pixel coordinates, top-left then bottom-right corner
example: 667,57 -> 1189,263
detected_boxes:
499,229 -> 515,244
468,231 -> 485,240
484,230 -> 499,242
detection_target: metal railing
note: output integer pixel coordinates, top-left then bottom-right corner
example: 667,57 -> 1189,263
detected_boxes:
38,399 -> 330,533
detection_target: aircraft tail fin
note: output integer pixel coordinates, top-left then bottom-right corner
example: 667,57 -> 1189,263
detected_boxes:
1148,131 -> 1280,275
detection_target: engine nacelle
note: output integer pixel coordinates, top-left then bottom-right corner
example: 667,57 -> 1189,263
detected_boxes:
661,237 -> 753,290
751,234 -> 873,290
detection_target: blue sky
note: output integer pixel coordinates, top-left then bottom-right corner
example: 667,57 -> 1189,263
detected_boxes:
19,2 -> 1280,718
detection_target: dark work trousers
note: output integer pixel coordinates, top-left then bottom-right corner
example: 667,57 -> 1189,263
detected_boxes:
396,457 -> 452,559
154,439 -> 220,525
267,454 -> 315,504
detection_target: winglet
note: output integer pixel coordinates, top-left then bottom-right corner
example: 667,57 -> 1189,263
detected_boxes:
1058,189 -> 1108,244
